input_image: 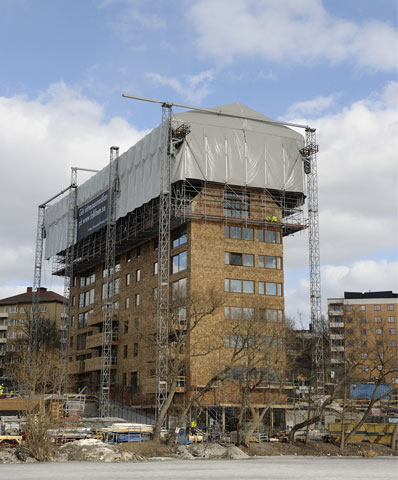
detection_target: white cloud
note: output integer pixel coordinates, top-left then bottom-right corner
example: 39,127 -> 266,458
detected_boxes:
187,0 -> 397,71
146,70 -> 215,104
283,82 -> 398,323
286,95 -> 337,117
0,82 -> 146,295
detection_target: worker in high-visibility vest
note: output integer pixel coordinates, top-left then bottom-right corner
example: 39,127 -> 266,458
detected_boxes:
0,384 -> 3,395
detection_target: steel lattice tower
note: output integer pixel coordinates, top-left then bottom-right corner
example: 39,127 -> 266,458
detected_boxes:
60,170 -> 78,367
156,104 -> 172,419
304,128 -> 325,392
100,146 -> 120,417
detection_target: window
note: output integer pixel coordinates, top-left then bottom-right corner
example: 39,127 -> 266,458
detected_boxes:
130,372 -> 138,393
347,328 -> 353,335
80,269 -> 96,287
224,306 -> 254,321
172,225 -> 188,248
388,317 -> 395,323
124,320 -> 128,334
7,331 -> 16,339
126,273 -> 131,286
346,305 -> 353,311
136,269 -> 141,282
78,312 -> 89,329
126,250 -> 131,263
260,309 -> 283,322
70,336 -> 73,348
133,343 -> 138,357
102,279 -> 119,299
258,229 -> 281,244
224,226 -> 253,240
375,317 -> 382,323
76,333 -> 87,350
123,345 -> 128,359
153,237 -> 158,250
361,353 -> 368,359
72,296 -> 76,307
360,317 -> 367,323
172,278 -> 187,300
154,262 -> 158,275
346,317 -> 353,323
135,294 -> 140,306
41,306 -> 47,313
80,288 -> 95,307
125,297 -> 130,309
374,305 -> 381,311
224,279 -> 254,294
20,306 -> 26,313
391,340 -> 397,346
136,246 -> 141,258
363,365 -> 369,372
172,251 -> 187,274
376,328 -> 382,335
153,288 -> 158,300
8,319 -> 16,326
360,329 -> 367,335
359,305 -> 366,311
9,306 -> 17,313
225,252 -> 254,267
224,191 -> 250,219
122,373 -> 127,386
387,305 -> 394,311
71,316 -> 75,327
258,255 -> 282,269
19,319 -> 24,326
389,329 -> 396,335
258,282 -> 282,296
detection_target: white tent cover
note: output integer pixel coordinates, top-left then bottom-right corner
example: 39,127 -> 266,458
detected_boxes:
45,103 -> 306,259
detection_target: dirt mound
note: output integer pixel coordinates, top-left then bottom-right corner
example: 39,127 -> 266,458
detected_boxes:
176,443 -> 249,460
54,438 -> 145,463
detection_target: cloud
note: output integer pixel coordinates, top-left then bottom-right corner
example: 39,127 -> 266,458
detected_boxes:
146,70 -> 215,104
187,0 -> 397,71
286,95 -> 337,117
0,82 -> 147,297
285,259 -> 398,325
283,82 -> 398,323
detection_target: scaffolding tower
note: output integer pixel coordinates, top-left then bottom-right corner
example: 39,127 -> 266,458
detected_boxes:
302,128 -> 324,392
100,146 -> 120,417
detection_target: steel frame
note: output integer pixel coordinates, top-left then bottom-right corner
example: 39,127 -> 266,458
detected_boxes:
99,146 -> 120,417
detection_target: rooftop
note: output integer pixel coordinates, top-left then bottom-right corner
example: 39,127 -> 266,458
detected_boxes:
0,287 -> 65,305
344,291 -> 397,300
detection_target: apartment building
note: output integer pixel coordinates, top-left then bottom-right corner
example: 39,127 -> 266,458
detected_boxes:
328,291 -> 398,384
44,103 -> 309,427
0,287 -> 65,356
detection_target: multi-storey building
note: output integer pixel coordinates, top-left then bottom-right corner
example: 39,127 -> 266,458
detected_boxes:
328,291 -> 398,384
0,287 -> 65,356
44,103 -> 309,429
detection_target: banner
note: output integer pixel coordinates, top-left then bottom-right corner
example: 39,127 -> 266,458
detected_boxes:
77,191 -> 108,241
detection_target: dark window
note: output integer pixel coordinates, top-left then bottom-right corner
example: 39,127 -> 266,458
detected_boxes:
172,225 -> 188,248
136,246 -> 141,258
133,343 -> 138,357
123,345 -> 128,358
130,372 -> 138,393
224,191 -> 250,219
124,321 -> 128,334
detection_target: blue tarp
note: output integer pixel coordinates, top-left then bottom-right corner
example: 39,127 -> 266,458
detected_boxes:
350,383 -> 392,401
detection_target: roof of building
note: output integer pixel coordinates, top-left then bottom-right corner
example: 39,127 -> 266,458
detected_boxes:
0,287 -> 65,305
344,291 -> 397,299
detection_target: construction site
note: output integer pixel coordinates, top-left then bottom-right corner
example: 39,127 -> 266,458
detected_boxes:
0,98 -> 397,460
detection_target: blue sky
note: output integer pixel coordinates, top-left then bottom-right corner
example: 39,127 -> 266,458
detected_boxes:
0,0 -> 397,323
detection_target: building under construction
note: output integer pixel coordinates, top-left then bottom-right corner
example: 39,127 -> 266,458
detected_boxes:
36,102 -> 321,432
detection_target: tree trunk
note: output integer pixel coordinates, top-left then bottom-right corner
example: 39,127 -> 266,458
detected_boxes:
340,382 -> 347,452
243,406 -> 270,447
152,377 -> 177,442
391,423 -> 398,451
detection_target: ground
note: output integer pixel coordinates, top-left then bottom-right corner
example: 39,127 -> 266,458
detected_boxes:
1,457 -> 397,480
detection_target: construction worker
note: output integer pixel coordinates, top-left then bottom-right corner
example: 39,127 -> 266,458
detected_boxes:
0,384 -> 3,395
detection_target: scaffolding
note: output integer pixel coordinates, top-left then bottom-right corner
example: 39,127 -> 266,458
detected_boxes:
99,146 -> 120,417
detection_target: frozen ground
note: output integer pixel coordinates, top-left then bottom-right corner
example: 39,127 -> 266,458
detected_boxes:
1,456 -> 397,480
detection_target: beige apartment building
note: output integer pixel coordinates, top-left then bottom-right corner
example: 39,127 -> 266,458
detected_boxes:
0,287 -> 65,370
328,291 -> 398,384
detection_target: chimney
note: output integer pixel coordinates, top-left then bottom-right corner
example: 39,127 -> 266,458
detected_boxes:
27,287 -> 32,293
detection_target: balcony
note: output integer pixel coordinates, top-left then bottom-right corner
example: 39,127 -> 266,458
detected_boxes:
0,325 -> 7,331
331,358 -> 345,364
87,312 -> 119,327
331,346 -> 345,352
68,360 -> 86,375
86,332 -> 118,349
0,338 -> 6,344
329,322 -> 344,328
329,309 -> 344,316
330,334 -> 344,340
85,356 -> 117,372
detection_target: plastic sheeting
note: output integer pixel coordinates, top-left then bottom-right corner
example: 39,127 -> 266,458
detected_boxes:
44,103 -> 306,259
